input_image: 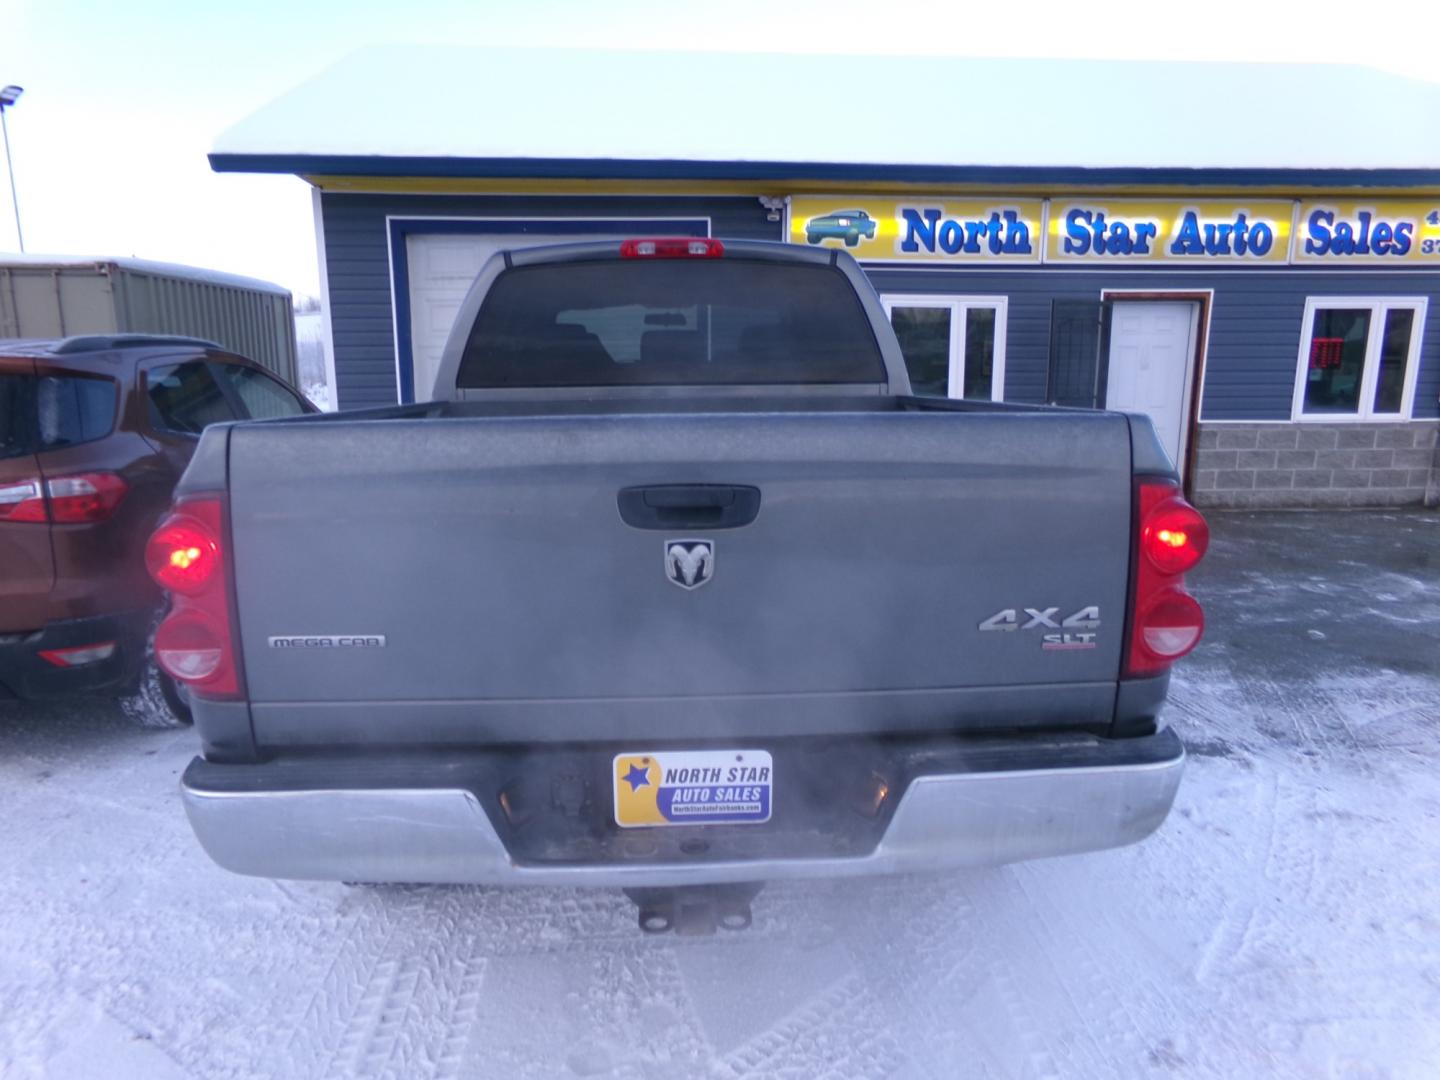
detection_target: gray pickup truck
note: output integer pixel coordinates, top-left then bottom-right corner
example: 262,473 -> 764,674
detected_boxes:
151,237 -> 1208,932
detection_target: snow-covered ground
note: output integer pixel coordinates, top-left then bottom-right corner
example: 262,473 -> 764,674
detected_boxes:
0,511 -> 1437,1078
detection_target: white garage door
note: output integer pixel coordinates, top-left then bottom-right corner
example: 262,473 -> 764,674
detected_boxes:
404,232 -> 633,402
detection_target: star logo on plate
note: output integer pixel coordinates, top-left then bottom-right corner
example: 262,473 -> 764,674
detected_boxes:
623,761 -> 652,791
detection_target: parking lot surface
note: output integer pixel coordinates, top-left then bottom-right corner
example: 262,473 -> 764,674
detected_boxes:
1,510 -> 1437,1079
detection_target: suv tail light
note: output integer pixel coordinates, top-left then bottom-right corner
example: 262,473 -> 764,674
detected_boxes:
0,472 -> 129,523
619,237 -> 725,259
146,496 -> 243,698
38,641 -> 118,667
0,479 -> 45,522
1126,479 -> 1208,677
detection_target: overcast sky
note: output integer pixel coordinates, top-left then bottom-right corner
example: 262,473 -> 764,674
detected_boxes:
3,0 -> 1438,297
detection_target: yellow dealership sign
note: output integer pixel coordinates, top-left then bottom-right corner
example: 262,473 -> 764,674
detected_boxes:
789,196 -> 1440,266
1045,200 -> 1292,264
788,196 -> 1044,264
1292,201 -> 1440,264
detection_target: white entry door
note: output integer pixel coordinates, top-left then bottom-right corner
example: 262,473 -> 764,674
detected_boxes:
1106,301 -> 1198,467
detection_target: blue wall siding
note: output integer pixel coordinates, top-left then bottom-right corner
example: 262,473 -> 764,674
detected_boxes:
320,193 -> 781,409
321,192 -> 1439,420
864,268 -> 1440,421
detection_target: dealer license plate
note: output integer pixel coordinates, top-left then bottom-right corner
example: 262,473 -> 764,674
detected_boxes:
613,749 -> 773,827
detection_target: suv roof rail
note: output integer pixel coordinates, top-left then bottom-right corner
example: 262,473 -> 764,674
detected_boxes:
51,334 -> 222,355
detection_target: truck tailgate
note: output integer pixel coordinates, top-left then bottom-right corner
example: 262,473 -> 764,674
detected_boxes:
228,410 -> 1135,746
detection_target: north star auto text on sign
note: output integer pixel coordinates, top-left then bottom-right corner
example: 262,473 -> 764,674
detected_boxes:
1056,208 -> 1277,258
786,196 -> 1440,266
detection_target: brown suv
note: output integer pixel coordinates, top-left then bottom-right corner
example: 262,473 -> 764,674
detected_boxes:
0,334 -> 314,722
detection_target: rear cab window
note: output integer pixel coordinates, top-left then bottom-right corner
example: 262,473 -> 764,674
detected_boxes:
459,259 -> 886,389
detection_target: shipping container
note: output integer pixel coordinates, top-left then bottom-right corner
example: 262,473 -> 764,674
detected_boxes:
0,256 -> 297,385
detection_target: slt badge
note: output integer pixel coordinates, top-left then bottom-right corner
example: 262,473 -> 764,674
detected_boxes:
979,605 -> 1100,651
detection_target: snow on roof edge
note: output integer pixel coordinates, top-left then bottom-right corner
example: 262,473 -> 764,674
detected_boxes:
211,47 -> 1440,175
0,253 -> 291,295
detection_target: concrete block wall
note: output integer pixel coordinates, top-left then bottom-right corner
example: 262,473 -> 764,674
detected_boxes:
1192,421 -> 1440,509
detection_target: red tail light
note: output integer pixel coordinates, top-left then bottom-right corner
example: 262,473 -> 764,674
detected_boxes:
0,479 -> 46,522
1141,496 -> 1209,575
1126,479 -> 1208,677
145,516 -> 221,595
619,237 -> 724,259
0,472 -> 128,523
146,496 -> 243,698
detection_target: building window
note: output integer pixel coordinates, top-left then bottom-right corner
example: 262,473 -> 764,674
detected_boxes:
881,295 -> 1007,400
1292,298 -> 1426,421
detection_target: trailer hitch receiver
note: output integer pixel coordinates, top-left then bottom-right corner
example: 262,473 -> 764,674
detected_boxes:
623,883 -> 764,935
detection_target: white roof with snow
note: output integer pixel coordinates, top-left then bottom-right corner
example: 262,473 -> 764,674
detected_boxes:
0,254 -> 289,294
212,47 -> 1440,176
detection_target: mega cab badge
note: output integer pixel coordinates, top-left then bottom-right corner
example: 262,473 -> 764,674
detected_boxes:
613,750 -> 773,827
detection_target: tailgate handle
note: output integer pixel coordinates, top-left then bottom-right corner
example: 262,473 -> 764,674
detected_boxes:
617,485 -> 761,530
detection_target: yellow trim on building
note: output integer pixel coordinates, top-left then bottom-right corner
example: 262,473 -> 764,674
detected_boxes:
305,174 -> 1440,199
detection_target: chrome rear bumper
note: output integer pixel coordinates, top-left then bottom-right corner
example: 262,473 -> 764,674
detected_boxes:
181,730 -> 1184,887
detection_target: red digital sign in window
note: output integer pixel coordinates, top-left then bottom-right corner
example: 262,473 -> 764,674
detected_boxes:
1309,337 -> 1344,369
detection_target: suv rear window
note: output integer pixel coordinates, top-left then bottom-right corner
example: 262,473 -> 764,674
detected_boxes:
458,259 -> 886,389
0,373 -> 36,460
1,372 -> 118,456
212,363 -> 308,420
37,374 -> 118,448
148,362 -> 236,434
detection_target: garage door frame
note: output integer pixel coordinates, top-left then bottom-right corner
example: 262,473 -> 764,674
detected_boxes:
386,216 -> 711,402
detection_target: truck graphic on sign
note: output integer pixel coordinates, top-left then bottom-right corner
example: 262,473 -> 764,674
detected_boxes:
804,209 -> 878,247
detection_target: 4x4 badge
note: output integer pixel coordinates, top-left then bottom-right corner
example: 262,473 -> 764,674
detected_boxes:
979,605 -> 1100,650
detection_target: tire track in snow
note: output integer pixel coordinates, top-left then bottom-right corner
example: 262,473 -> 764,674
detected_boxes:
806,877 -> 978,1074
831,874 -> 1064,1079
284,887 -> 403,1077
318,888 -> 486,1080
428,948 -> 485,1080
720,972 -> 905,1080
1192,762 -> 1279,988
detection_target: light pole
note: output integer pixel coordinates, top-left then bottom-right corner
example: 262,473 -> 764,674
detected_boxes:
0,85 -> 24,253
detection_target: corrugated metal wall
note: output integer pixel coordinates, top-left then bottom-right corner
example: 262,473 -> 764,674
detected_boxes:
320,193 -> 782,410
0,266 -> 119,337
319,192 -> 1440,421
0,262 -> 298,385
111,269 -> 298,384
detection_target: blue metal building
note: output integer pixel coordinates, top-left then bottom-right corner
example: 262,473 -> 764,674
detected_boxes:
213,47 -> 1440,508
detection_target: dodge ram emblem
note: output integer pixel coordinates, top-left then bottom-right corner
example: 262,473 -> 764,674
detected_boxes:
665,540 -> 714,590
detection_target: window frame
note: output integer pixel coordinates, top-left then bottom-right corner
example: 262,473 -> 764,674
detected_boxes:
880,293 -> 1008,401
1291,296 -> 1427,422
